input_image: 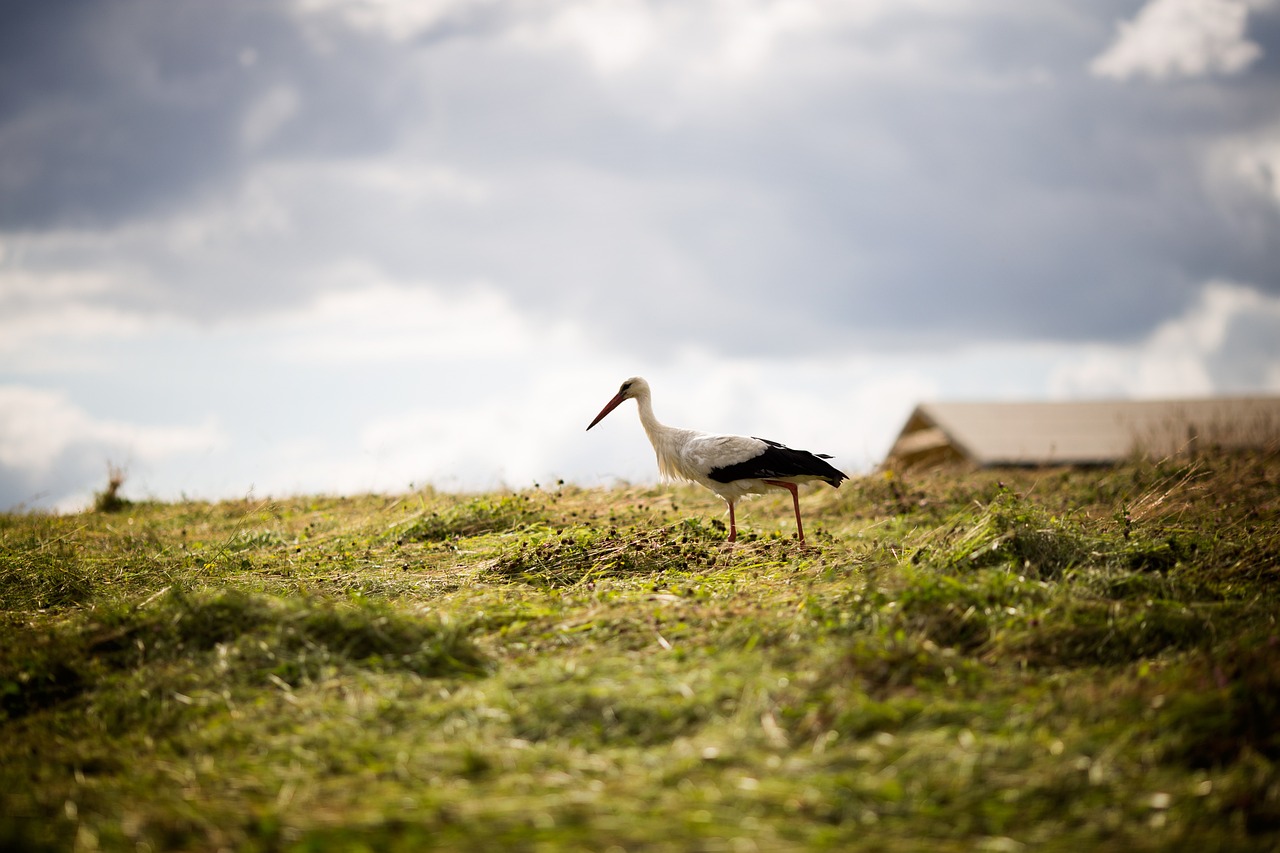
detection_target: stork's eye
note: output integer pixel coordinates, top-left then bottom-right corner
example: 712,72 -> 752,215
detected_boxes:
620,382 -> 632,393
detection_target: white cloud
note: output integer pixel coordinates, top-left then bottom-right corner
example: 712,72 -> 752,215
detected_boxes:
1207,124 -> 1280,207
0,268 -> 164,370
535,0 -> 659,74
516,0 -> 844,78
356,393 -> 575,491
337,0 -> 964,85
0,154 -> 492,352
259,274 -> 578,364
1050,280 -> 1280,398
240,84 -> 301,151
1091,0 -> 1268,81
0,385 -> 226,476
336,161 -> 492,206
292,0 -> 491,42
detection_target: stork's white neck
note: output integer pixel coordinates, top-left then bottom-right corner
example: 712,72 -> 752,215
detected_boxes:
630,386 -> 699,483
632,388 -> 667,439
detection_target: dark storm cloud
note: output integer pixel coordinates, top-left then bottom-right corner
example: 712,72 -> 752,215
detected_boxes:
0,0 -> 416,229
2,1 -> 261,228
1,0 -> 1278,354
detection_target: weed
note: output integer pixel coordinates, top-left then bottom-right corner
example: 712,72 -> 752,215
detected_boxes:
94,463 -> 131,513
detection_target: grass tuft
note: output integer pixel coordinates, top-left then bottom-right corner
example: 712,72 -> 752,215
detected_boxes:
489,518 -> 740,587
915,487 -> 1091,579
1,588 -> 488,724
1159,630 -> 1280,768
93,463 -> 131,514
391,494 -> 546,542
0,520 -> 94,611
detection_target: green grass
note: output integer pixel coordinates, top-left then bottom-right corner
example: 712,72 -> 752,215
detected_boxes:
2,453 -> 1279,850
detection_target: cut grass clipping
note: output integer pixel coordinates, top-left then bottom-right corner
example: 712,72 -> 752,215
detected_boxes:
488,517 -> 795,588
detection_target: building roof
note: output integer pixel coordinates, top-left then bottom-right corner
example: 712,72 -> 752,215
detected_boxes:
884,396 -> 1280,468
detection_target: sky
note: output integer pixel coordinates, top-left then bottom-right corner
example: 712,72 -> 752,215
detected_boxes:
2,0 -> 1279,511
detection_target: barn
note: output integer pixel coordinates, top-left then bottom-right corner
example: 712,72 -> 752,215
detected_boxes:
883,397 -> 1280,469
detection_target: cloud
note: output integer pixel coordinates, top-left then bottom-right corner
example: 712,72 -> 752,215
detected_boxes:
529,0 -> 661,74
0,1 -> 421,229
1050,280 -> 1280,398
292,0 -> 497,43
1091,0 -> 1269,81
0,386 -> 227,510
240,84 -> 301,151
260,274 -> 579,364
1207,123 -> 1280,213
3,0 -> 1278,358
0,267 -> 170,372
299,0 -> 892,79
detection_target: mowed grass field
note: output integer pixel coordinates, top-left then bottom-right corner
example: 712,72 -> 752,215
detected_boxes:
2,451 -> 1278,851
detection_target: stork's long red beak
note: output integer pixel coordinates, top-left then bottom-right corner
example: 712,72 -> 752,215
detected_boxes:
586,392 -> 626,431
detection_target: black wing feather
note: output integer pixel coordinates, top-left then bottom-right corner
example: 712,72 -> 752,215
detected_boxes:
708,437 -> 847,487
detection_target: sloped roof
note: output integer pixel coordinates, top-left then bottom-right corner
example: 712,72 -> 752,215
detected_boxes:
885,397 -> 1280,468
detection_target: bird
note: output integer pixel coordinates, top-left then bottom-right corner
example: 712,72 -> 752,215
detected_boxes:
585,376 -> 847,546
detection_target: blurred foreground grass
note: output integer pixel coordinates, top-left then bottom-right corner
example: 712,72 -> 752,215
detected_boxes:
2,452 -> 1278,851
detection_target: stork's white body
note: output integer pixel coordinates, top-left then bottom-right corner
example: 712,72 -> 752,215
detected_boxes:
586,377 -> 847,545
634,404 -> 806,504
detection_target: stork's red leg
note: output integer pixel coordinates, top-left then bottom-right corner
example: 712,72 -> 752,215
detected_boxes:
764,480 -> 806,546
726,500 -> 737,543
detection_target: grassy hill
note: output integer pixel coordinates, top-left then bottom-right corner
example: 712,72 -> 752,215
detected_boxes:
2,452 -> 1278,851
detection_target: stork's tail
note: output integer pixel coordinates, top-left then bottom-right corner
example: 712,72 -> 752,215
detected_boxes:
814,454 -> 848,488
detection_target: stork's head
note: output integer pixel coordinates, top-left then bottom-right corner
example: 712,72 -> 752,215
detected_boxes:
586,376 -> 649,431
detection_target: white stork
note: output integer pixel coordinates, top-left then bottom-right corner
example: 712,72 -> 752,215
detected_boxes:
586,376 -> 847,546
